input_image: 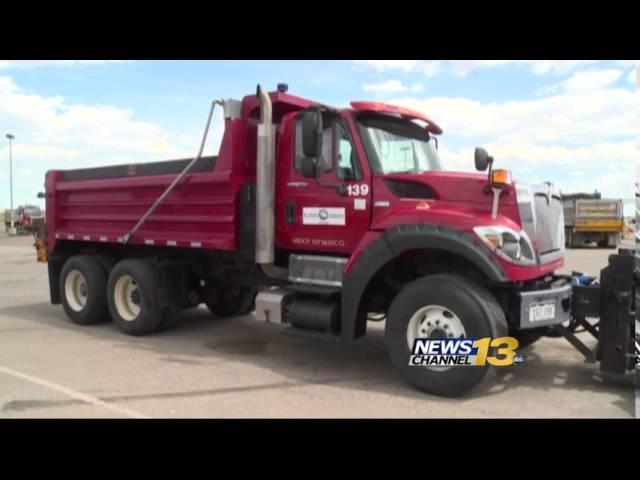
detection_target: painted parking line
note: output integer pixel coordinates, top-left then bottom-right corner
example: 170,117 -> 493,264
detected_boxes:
0,365 -> 149,419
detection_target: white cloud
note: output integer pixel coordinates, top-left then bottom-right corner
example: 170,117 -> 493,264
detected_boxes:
419,62 -> 442,77
354,60 -> 602,77
363,79 -> 409,94
438,142 -> 633,201
615,60 -> 638,68
537,69 -> 623,95
389,87 -> 635,145
553,169 -> 633,199
354,60 -> 419,72
525,60 -> 600,76
362,79 -> 424,95
441,141 -> 634,171
0,75 -> 221,206
385,82 -> 634,201
0,60 -> 130,69
354,60 -> 442,77
449,60 -> 514,77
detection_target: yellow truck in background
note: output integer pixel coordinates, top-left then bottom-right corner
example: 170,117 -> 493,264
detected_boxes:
562,192 -> 623,248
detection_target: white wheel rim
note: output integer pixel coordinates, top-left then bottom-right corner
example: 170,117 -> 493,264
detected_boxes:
65,270 -> 88,312
114,274 -> 141,322
406,305 -> 467,372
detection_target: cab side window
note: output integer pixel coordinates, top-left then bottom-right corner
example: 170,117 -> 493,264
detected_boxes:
295,119 -> 333,173
336,121 -> 361,181
294,116 -> 361,181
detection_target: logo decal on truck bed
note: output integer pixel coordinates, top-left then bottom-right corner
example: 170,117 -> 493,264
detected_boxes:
302,208 -> 346,226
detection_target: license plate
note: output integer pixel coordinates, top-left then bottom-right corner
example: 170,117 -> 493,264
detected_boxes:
529,301 -> 556,322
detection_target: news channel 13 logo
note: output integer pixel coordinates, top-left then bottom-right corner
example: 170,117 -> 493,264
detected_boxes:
409,337 -> 524,367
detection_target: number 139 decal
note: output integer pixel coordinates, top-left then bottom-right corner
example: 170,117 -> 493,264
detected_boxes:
347,184 -> 369,197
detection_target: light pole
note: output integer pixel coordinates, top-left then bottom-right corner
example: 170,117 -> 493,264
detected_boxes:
6,133 -> 14,233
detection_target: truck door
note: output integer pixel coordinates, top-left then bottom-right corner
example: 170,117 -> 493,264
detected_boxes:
276,112 -> 371,254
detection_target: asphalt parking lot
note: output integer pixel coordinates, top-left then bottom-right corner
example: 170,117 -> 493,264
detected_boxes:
0,232 -> 636,418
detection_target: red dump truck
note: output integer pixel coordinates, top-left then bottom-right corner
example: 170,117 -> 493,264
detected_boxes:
5,205 -> 44,235
36,84 -> 635,397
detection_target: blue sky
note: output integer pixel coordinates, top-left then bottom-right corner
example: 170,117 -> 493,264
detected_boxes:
0,60 -> 637,215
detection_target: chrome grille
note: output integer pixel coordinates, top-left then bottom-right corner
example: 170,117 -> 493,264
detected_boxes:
517,183 -> 565,263
533,191 -> 564,254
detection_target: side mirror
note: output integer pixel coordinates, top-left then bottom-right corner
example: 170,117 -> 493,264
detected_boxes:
474,147 -> 493,172
302,108 -> 323,160
37,192 -> 45,199
301,157 -> 317,179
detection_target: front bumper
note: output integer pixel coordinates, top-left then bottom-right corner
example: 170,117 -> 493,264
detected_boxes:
518,280 -> 572,330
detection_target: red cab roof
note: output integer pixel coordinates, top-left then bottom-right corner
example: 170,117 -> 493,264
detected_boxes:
350,101 -> 443,135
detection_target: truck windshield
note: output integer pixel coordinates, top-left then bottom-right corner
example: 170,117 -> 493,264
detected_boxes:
357,115 -> 443,175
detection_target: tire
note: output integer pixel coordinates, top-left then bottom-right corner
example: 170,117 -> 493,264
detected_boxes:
107,259 -> 166,336
95,254 -> 117,276
385,274 -> 508,398
566,229 -> 574,248
206,286 -> 257,318
60,255 -> 110,325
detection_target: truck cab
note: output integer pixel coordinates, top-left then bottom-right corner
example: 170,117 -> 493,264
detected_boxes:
245,88 -> 571,380
272,100 -> 565,275
5,205 -> 43,235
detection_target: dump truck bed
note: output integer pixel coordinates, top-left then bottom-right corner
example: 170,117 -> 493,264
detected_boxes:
563,198 -> 623,231
45,155 -> 243,252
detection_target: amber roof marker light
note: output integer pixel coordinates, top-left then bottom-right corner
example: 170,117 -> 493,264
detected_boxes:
350,101 -> 443,135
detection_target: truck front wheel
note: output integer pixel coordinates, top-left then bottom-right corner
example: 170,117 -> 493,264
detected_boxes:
107,259 -> 166,336
385,274 -> 508,397
206,286 -> 257,318
60,255 -> 110,325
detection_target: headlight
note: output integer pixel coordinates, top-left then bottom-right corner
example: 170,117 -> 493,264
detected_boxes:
473,226 -> 536,265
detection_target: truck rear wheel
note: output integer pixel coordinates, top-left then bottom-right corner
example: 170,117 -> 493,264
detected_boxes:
607,233 -> 620,249
385,274 -> 508,398
206,286 -> 257,318
95,254 -> 117,276
60,255 -> 110,325
566,229 -> 574,248
107,259 -> 166,336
